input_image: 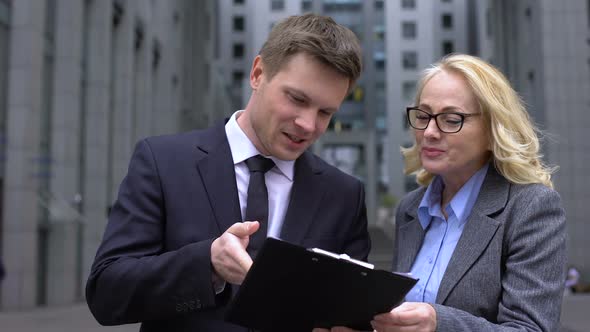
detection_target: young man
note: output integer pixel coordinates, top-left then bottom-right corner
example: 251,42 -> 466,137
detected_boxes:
86,14 -> 370,331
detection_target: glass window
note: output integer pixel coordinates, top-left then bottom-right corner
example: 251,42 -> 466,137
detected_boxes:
345,85 -> 364,102
302,0 -> 312,11
524,7 -> 532,18
374,25 -> 385,41
232,71 -> 244,86
323,0 -> 362,11
375,81 -> 386,100
375,0 -> 384,10
233,43 -> 244,58
271,0 -> 285,11
0,0 -> 9,25
402,51 -> 417,70
442,40 -> 454,55
401,0 -> 415,9
374,51 -> 385,71
233,16 -> 244,31
402,21 -> 416,39
442,13 -> 453,29
375,58 -> 385,70
402,81 -> 416,100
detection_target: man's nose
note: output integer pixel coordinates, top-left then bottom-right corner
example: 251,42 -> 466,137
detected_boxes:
294,110 -> 317,133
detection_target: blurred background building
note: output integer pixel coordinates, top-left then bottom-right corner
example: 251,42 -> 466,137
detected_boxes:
0,0 -> 225,310
0,0 -> 588,312
490,0 -> 590,290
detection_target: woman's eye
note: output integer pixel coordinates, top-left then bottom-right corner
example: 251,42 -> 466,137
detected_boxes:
444,117 -> 462,125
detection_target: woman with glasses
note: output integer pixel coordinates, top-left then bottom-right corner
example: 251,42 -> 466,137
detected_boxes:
316,54 -> 566,332
378,53 -> 568,332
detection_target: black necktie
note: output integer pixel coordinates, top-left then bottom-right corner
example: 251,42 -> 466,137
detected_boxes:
244,155 -> 275,256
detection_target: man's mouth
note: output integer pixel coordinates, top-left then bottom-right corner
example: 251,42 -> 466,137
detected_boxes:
285,133 -> 305,143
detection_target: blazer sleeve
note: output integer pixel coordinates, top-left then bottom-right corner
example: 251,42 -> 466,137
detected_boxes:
342,180 -> 371,262
434,186 -> 567,332
86,140 -> 226,325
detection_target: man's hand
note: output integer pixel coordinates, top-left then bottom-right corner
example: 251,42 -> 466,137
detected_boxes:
371,302 -> 437,332
211,221 -> 260,284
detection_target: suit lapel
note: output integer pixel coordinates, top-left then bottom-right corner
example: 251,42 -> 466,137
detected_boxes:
396,192 -> 425,272
279,152 -> 325,245
436,166 -> 508,304
195,123 -> 242,234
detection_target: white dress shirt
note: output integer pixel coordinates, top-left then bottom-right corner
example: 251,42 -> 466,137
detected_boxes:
224,111 -> 295,238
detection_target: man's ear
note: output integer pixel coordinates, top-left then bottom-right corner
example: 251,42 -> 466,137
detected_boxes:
250,55 -> 264,90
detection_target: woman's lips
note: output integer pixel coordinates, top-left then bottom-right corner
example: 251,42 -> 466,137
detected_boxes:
422,147 -> 444,158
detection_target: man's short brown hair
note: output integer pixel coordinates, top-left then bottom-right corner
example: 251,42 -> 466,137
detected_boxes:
259,13 -> 362,90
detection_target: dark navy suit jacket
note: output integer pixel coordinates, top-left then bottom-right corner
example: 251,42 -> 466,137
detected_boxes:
86,122 -> 371,331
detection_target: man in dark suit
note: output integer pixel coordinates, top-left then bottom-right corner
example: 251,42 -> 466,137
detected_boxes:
86,13 -> 370,331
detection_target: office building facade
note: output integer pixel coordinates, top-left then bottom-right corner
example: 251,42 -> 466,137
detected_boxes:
0,0 -> 223,310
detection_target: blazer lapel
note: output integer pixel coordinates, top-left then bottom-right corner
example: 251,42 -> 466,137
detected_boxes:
396,192 -> 425,272
436,166 -> 508,304
279,151 -> 325,245
195,123 -> 242,234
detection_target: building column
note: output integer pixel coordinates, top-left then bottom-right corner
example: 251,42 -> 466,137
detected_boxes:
44,0 -> 84,305
110,1 -> 135,199
1,0 -> 47,310
81,0 -> 113,294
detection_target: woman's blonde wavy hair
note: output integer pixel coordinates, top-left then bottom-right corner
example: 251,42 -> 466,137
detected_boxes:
402,54 -> 556,188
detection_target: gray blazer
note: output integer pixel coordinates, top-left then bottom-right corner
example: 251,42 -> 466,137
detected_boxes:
393,165 -> 566,332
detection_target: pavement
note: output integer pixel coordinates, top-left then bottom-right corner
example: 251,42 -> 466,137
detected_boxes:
0,294 -> 588,332
0,228 -> 588,331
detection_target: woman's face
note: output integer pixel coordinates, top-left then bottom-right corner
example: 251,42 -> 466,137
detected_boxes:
415,70 -> 491,186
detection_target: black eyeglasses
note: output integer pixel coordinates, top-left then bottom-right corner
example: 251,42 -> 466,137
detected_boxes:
406,107 -> 481,133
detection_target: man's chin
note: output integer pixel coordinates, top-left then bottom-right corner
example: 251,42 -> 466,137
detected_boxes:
273,148 -> 305,161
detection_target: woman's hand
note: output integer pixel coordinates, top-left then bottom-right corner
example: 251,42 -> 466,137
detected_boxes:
371,302 -> 437,332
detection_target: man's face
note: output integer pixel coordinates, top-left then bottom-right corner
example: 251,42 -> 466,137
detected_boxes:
238,53 -> 350,161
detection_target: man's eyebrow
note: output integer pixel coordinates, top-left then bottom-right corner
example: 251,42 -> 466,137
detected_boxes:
286,87 -> 339,113
285,87 -> 309,100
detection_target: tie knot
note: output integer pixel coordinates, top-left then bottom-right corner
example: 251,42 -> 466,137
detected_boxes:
245,155 -> 275,173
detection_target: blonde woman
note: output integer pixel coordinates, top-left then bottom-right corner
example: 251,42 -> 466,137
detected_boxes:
318,54 -> 566,331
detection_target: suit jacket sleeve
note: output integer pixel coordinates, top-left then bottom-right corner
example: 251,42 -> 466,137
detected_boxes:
86,139 -> 224,325
433,186 -> 567,332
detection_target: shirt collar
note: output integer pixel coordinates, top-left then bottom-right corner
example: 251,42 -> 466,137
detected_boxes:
418,163 -> 489,229
225,110 -> 295,181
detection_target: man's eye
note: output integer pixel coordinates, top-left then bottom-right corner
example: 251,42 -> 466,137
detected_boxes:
288,93 -> 305,104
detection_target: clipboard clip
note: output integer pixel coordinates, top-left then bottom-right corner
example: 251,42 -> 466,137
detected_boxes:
309,248 -> 375,269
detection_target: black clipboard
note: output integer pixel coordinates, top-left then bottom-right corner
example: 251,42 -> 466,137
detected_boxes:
225,237 -> 418,331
